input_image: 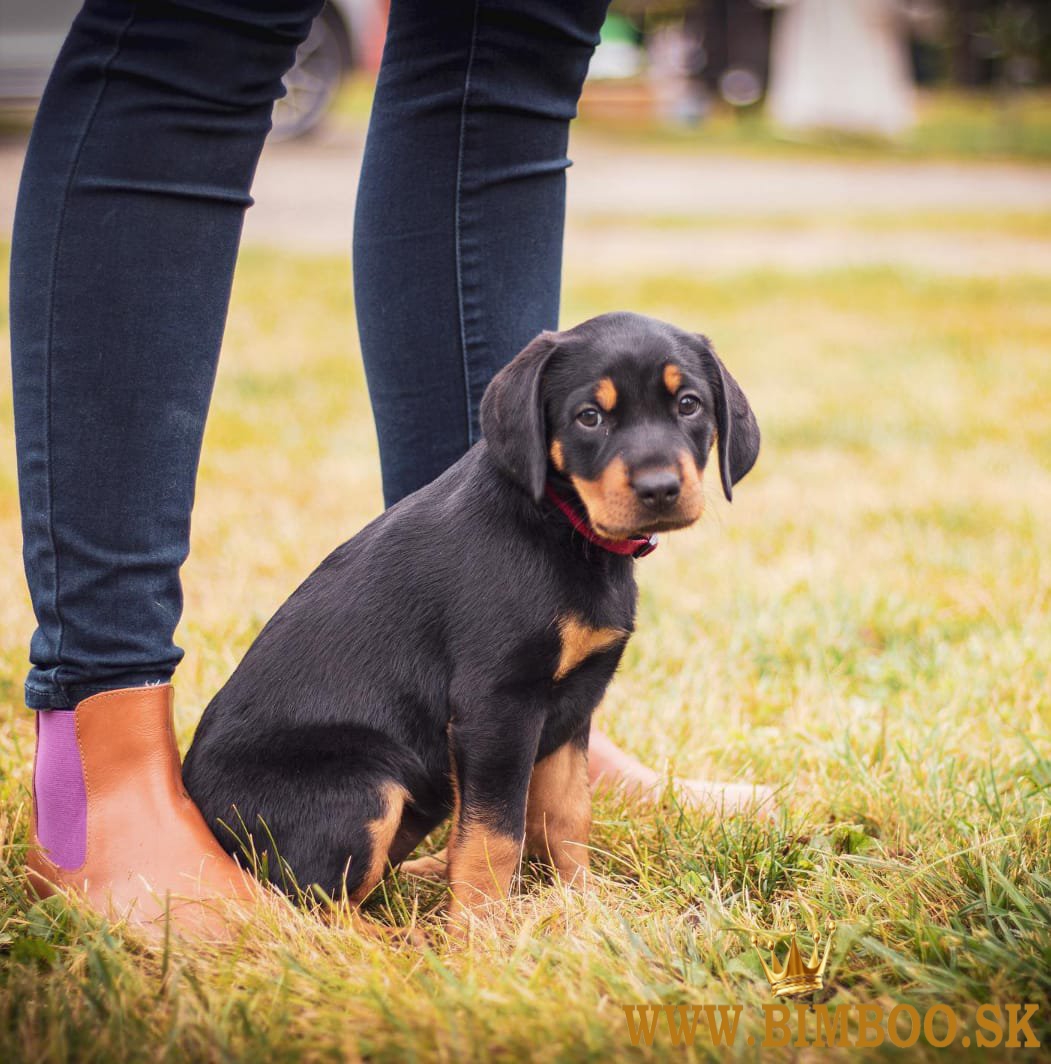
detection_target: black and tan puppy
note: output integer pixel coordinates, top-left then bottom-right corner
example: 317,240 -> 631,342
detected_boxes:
183,312 -> 759,920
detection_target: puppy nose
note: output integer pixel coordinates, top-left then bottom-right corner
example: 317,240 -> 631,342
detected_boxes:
633,469 -> 681,511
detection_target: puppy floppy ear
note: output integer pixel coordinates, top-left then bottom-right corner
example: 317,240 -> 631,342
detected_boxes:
480,331 -> 561,501
691,334 -> 760,502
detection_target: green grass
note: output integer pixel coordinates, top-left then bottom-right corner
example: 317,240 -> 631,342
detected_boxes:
1,223 -> 1050,1061
334,78 -> 1051,163
573,209 -> 1051,240
576,87 -> 1051,163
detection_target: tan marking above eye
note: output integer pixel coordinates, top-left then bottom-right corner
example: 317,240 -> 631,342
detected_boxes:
549,438 -> 565,471
595,377 -> 618,412
663,363 -> 683,395
555,614 -> 628,680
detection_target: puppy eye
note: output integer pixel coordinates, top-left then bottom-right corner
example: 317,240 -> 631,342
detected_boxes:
678,394 -> 701,417
576,407 -> 603,429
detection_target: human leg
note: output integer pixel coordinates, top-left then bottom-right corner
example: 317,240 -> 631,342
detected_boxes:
12,0 -> 322,927
353,0 -> 610,507
12,0 -> 321,711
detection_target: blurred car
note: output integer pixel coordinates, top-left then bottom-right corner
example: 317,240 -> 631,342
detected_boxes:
0,0 -> 375,140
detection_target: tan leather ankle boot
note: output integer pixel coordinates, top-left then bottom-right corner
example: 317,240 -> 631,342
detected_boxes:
26,684 -> 258,937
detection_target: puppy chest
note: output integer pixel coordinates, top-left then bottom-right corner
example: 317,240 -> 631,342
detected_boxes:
554,614 -> 629,681
530,613 -> 626,754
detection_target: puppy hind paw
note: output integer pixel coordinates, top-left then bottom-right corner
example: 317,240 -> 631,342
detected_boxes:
398,847 -> 449,880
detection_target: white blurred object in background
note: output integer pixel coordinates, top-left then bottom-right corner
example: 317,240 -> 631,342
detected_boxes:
648,24 -> 709,126
767,0 -> 915,137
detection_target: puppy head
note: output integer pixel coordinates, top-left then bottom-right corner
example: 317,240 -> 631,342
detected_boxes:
480,312 -> 760,539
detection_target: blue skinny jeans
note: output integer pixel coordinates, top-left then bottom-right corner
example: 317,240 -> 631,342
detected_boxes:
11,0 -> 610,710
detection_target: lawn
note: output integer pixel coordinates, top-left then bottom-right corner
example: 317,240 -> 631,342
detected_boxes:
0,229 -> 1049,1059
576,87 -> 1051,162
334,79 -> 1051,163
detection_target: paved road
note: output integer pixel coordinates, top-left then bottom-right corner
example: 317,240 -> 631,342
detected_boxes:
3,119 -> 1050,276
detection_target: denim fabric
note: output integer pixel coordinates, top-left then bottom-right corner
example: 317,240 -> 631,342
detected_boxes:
11,0 -> 608,709
354,0 -> 610,506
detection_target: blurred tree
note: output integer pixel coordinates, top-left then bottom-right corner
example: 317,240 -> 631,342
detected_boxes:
694,0 -> 774,101
611,0 -> 775,106
981,2 -> 1046,90
610,0 -> 1051,87
944,0 -> 1050,86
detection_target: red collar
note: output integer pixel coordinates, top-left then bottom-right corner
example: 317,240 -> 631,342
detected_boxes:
544,483 -> 658,559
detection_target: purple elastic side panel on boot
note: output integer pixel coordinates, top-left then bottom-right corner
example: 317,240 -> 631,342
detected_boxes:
34,710 -> 87,869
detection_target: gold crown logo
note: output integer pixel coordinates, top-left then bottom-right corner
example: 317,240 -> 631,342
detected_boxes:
753,921 -> 835,997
